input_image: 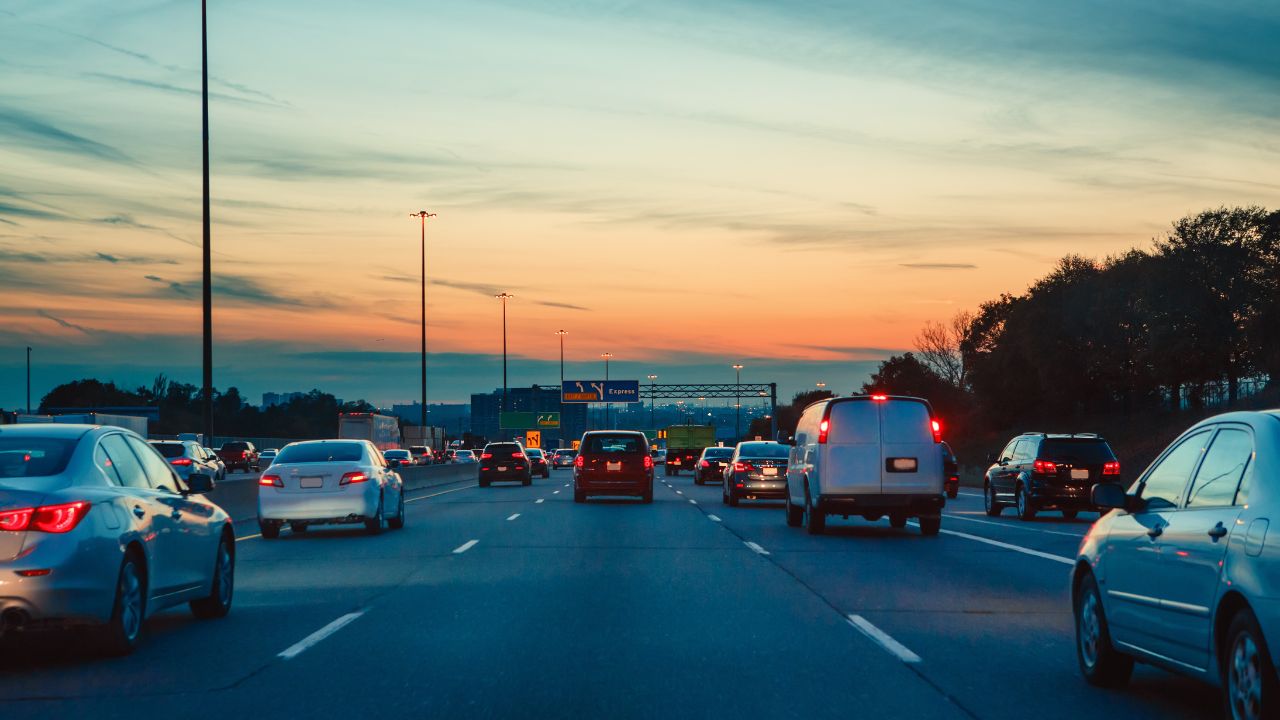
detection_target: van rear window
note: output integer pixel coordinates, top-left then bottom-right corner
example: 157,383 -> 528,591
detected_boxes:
881,401 -> 933,444
827,401 -> 880,443
583,434 -> 645,453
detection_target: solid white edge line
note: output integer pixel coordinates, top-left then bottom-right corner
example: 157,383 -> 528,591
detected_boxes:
405,483 -> 479,504
707,514 -> 722,522
846,614 -> 922,663
909,522 -> 1075,565
944,513 -> 1086,538
453,539 -> 479,554
235,532 -> 262,541
507,513 -> 520,521
744,541 -> 770,556
278,611 -> 366,660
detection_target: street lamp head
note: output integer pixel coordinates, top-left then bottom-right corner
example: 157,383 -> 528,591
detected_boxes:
555,329 -> 569,336
647,374 -> 657,381
495,292 -> 514,300
732,364 -> 744,371
601,352 -> 613,359
409,210 -> 437,218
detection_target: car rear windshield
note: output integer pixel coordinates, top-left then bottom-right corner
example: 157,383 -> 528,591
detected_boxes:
456,450 -> 474,457
384,450 -> 410,458
1040,439 -> 1116,464
486,443 -> 522,455
150,443 -> 186,458
275,442 -> 364,464
526,449 -> 543,457
0,438 -> 78,478
583,434 -> 645,454
409,446 -> 427,453
704,448 -> 733,459
737,442 -> 789,458
221,442 -> 250,451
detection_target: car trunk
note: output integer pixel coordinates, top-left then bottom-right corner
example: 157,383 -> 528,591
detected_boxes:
274,462 -> 365,494
580,452 -> 647,482
0,485 -> 55,561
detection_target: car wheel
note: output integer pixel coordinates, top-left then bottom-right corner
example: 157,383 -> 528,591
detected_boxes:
1062,510 -> 1079,520
259,520 -> 281,540
804,485 -> 825,535
479,478 -> 490,488
1016,482 -> 1037,521
890,514 -> 907,529
574,488 -> 585,503
1224,607 -> 1278,720
1075,572 -> 1134,687
984,482 -> 1003,516
190,533 -> 234,619
365,494 -> 384,535
947,487 -> 958,499
727,485 -> 739,507
642,485 -> 653,504
785,491 -> 803,527
100,552 -> 146,656
918,515 -> 941,536
388,490 -> 406,530
289,522 -> 308,534
523,475 -> 532,486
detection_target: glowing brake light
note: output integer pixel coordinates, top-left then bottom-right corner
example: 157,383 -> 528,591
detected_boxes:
643,455 -> 654,470
931,419 -> 942,443
512,452 -> 523,458
818,419 -> 830,444
339,472 -> 368,485
700,460 -> 710,468
0,502 -> 90,533
734,461 -> 754,472
0,508 -> 34,532
871,394 -> 888,401
170,457 -> 193,466
259,474 -> 284,487
1103,461 -> 1121,476
574,455 -> 584,468
1033,459 -> 1058,474
481,452 -> 493,459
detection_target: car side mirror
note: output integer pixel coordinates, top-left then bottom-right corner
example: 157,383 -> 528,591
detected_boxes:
1091,482 -> 1127,510
186,472 -> 215,494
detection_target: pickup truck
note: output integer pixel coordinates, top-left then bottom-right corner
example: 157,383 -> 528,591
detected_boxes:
217,440 -> 260,473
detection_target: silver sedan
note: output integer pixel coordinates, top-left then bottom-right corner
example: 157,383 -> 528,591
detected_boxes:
1074,409 -> 1280,719
257,439 -> 405,538
0,424 -> 235,655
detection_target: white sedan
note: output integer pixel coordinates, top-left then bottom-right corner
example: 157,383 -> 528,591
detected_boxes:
258,439 -> 405,538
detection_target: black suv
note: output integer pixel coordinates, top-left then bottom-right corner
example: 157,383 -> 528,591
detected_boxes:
479,442 -> 531,487
983,433 -> 1120,520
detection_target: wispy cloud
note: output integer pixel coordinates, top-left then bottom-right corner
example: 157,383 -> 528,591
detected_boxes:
0,109 -> 132,164
36,309 -> 98,335
534,300 -> 590,311
900,262 -> 977,269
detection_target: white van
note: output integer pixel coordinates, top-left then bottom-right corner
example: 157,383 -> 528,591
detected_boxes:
784,394 -> 946,535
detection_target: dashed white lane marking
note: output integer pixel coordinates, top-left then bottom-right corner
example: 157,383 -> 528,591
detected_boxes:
563,483 -> 569,487
689,499 -> 697,505
944,513 -> 1086,538
676,490 -> 683,495
957,491 -> 984,498
744,541 -> 770,556
507,513 -> 520,521
707,515 -> 722,522
846,614 -> 922,663
553,490 -> 560,494
536,499 -> 545,504
279,611 -> 366,660
236,532 -> 262,541
909,522 -> 1074,565
406,483 -> 479,504
453,539 -> 479,554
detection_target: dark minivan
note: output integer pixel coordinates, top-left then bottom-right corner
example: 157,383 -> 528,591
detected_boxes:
984,432 -> 1121,520
573,431 -> 654,503
479,442 -> 531,487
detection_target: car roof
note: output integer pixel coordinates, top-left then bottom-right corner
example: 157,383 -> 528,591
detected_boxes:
0,423 -> 98,440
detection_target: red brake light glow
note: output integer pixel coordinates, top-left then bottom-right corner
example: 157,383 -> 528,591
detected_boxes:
481,452 -> 493,459
339,472 -> 368,485
1033,459 -> 1058,474
259,474 -> 284,487
0,508 -> 34,532
643,455 -> 654,470
871,394 -> 888,401
700,460 -> 710,468
31,502 -> 89,533
1103,461 -> 1121,475
171,457 -> 193,466
574,455 -> 584,468
512,452 -> 523,458
734,461 -> 754,472
818,419 -> 830,444
931,419 -> 942,443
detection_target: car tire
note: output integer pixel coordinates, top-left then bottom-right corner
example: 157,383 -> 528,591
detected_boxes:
290,522 -> 308,534
190,533 -> 234,619
727,486 -> 739,507
984,482 -> 1003,517
1223,606 -> 1278,720
523,475 -> 532,486
1016,482 -> 1037,521
100,552 -> 146,656
785,492 -> 803,527
947,487 -> 958,499
387,490 -> 406,530
890,514 -> 907,529
574,488 -> 585,503
1075,572 -> 1134,688
804,486 -> 825,535
365,494 -> 384,535
479,478 -> 490,488
642,485 -> 653,504
918,515 -> 941,536
1062,510 -> 1079,520
259,521 -> 281,540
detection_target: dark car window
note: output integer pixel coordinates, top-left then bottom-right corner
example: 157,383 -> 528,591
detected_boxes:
1039,439 -> 1116,464
737,442 -> 789,458
1138,430 -> 1211,510
485,443 -> 524,456
221,441 -> 251,452
127,436 -> 180,493
0,437 -> 78,479
704,448 -> 733,459
1011,439 -> 1036,463
1186,428 -> 1253,508
150,442 -> 186,459
583,435 -> 644,454
99,434 -> 151,489
527,449 -> 544,458
276,442 -> 365,464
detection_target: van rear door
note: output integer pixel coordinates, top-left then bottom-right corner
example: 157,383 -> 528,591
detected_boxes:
879,400 -> 942,495
822,400 -> 882,495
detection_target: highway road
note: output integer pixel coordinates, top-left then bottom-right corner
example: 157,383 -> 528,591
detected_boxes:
0,467 -> 1223,718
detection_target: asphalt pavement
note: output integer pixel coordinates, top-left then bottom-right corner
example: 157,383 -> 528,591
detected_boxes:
0,467 -> 1223,718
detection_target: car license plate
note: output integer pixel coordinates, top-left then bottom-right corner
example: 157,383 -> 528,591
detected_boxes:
498,466 -> 508,472
300,477 -> 323,488
763,467 -> 778,476
718,462 -> 727,467
607,461 -> 622,472
1071,469 -> 1089,480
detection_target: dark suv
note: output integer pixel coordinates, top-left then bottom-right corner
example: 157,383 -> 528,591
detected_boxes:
573,431 -> 654,503
983,433 -> 1120,520
479,442 -> 531,487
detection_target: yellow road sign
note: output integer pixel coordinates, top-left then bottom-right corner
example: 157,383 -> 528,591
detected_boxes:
571,440 -> 581,451
525,430 -> 541,449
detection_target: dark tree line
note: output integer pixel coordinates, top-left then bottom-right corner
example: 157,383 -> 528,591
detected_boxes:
37,376 -> 376,438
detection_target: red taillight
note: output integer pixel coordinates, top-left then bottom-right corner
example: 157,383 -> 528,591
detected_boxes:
734,461 -> 754,472
1033,459 -> 1058,474
16,569 -> 51,577
574,455 -> 584,468
1103,461 -> 1121,476
0,508 -> 34,532
512,452 -> 523,458
818,419 -> 830,444
171,457 -> 193,466
700,460 -> 710,468
644,455 -> 654,470
339,472 -> 368,485
871,394 -> 888,401
259,474 -> 283,487
481,453 -> 493,459
931,419 -> 942,443
31,502 -> 89,533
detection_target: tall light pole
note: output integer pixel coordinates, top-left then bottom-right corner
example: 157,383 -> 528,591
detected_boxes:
647,374 -> 657,429
26,346 -> 32,414
496,293 -> 513,412
732,363 -> 744,439
816,382 -> 826,391
601,352 -> 613,429
200,0 -> 213,444
410,211 -> 436,432
556,330 -> 568,443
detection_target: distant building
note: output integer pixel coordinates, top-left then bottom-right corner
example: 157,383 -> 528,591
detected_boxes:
261,392 -> 304,409
470,386 -> 587,448
390,403 -> 470,435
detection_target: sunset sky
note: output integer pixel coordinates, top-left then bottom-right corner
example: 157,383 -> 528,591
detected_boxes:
2,0 -> 1278,410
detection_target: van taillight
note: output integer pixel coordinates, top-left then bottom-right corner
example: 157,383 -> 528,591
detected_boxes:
644,455 -> 654,470
871,394 -> 888,401
1103,461 -> 1121,475
818,419 -> 830,444
931,419 -> 942,443
574,455 -> 584,468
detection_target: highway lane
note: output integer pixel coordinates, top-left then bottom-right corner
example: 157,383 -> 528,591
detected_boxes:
0,466 -> 1223,718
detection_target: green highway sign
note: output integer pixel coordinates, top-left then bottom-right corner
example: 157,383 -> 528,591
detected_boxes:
499,411 -> 535,429
537,413 -> 560,428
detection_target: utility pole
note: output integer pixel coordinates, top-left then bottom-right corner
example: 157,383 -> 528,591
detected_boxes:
601,352 -> 613,429
647,374 -> 657,430
200,0 -> 213,444
732,363 -> 744,439
495,293 -> 513,412
410,211 -> 436,432
556,330 -> 568,440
